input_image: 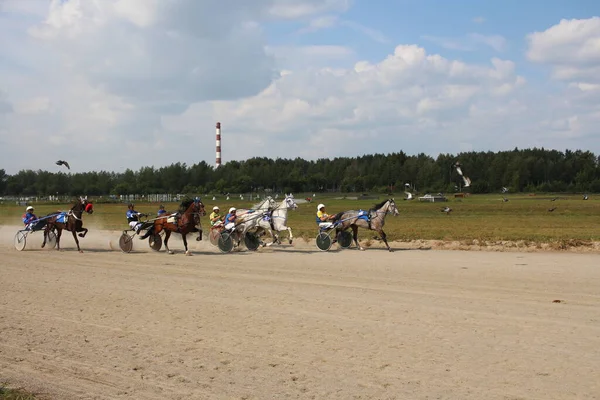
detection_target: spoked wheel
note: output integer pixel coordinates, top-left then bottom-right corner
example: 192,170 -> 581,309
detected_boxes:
316,232 -> 332,251
119,232 -> 134,253
149,233 -> 162,251
209,228 -> 221,246
244,232 -> 261,251
337,230 -> 353,249
218,232 -> 234,253
14,231 -> 27,251
46,230 -> 58,249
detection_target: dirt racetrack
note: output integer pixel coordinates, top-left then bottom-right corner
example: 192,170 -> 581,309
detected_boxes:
1,225 -> 599,400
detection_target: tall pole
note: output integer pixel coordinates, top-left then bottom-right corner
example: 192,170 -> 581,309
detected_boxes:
215,122 -> 221,168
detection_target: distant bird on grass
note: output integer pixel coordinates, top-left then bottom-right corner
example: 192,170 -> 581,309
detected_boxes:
583,194 -> 589,200
502,197 -> 509,202
55,160 -> 70,170
550,197 -> 558,201
441,206 -> 452,214
548,207 -> 557,212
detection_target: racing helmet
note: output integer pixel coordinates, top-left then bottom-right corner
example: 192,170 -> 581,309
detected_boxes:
26,206 -> 34,211
317,203 -> 325,211
229,207 -> 236,213
213,206 -> 219,211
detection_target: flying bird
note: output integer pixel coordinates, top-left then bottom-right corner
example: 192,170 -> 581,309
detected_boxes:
404,191 -> 413,200
502,197 -> 509,202
441,206 -> 452,214
453,162 -> 471,188
56,160 -> 70,169
583,194 -> 589,200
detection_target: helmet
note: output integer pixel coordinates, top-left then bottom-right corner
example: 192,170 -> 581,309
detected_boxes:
26,206 -> 34,211
213,206 -> 219,211
317,203 -> 325,211
159,204 -> 165,209
229,207 -> 236,213
128,203 -> 134,208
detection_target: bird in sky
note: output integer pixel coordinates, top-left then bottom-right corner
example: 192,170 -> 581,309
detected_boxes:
55,160 -> 70,169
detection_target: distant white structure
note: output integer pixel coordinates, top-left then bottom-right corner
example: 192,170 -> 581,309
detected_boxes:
215,122 -> 222,168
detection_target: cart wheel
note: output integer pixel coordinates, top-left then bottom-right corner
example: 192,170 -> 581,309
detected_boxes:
316,232 -> 332,251
149,234 -> 162,251
244,232 -> 260,251
46,230 -> 58,249
14,231 -> 27,251
218,232 -> 234,253
337,230 -> 353,249
209,228 -> 221,246
119,232 -> 134,253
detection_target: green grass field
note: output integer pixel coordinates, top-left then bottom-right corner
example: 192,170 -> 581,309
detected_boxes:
0,384 -> 37,400
2,193 -> 598,243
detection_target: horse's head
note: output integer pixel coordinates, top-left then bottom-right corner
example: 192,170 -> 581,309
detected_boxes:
73,196 -> 94,214
387,199 -> 399,216
193,197 -> 206,217
284,193 -> 298,210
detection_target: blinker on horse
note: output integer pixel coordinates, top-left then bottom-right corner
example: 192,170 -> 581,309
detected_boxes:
42,196 -> 94,253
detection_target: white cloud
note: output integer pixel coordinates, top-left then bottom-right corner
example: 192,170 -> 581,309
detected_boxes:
527,17 -> 600,83
0,2 -> 599,174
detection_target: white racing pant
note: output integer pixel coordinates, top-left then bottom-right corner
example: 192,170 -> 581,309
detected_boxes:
129,221 -> 142,232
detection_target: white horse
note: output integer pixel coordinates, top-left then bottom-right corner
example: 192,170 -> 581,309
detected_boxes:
256,193 -> 298,245
228,196 -> 277,248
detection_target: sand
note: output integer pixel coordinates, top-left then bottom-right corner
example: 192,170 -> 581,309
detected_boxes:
0,224 -> 599,400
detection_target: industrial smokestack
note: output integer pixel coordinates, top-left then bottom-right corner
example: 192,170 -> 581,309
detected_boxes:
215,122 -> 221,168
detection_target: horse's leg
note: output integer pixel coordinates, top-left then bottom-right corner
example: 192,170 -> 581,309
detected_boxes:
78,227 -> 88,238
287,226 -> 293,245
352,225 -> 364,251
72,229 -> 82,253
183,233 -> 191,256
379,229 -> 392,252
164,231 -> 173,254
41,226 -> 48,248
55,228 -> 62,251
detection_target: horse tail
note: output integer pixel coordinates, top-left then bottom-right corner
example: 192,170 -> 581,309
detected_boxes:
139,225 -> 154,240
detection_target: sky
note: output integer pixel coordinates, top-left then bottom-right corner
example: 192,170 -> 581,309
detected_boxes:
0,0 -> 599,174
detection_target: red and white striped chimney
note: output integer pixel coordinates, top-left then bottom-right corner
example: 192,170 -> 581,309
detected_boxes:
215,122 -> 221,168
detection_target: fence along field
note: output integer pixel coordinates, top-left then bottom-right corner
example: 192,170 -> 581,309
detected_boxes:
1,193 -> 599,248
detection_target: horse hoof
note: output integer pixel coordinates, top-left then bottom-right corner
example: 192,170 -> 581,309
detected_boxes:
185,251 -> 192,256
196,237 -> 202,241
359,247 -> 365,251
168,251 -> 174,255
388,249 -> 394,252
78,234 -> 84,238
288,240 -> 292,245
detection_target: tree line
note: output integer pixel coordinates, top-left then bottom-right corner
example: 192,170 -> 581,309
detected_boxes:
1,148 -> 599,197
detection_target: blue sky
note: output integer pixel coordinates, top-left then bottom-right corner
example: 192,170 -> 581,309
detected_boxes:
0,0 -> 599,173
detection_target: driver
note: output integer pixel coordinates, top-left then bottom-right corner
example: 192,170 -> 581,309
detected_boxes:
126,203 -> 146,233
224,207 -> 237,230
316,203 -> 335,228
22,206 -> 37,229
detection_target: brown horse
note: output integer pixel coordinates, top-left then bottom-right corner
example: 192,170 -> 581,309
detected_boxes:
140,198 -> 206,255
334,199 -> 399,252
41,196 -> 94,253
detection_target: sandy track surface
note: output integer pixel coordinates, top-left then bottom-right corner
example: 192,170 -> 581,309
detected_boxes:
1,225 -> 599,399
